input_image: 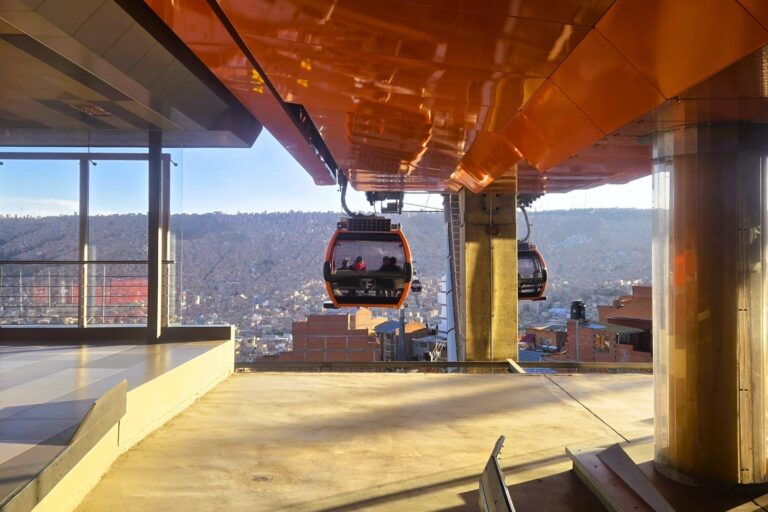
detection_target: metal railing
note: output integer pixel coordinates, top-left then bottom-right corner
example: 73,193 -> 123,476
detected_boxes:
0,261 -> 177,326
235,360 -> 653,374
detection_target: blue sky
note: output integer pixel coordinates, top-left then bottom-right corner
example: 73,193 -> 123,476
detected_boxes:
0,130 -> 652,216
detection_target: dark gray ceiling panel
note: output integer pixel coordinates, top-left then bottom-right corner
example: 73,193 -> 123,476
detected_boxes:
72,1 -> 134,56
0,0 -> 262,147
35,0 -> 104,36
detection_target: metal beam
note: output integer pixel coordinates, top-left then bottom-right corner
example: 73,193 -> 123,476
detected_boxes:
146,131 -> 163,341
78,159 -> 89,328
161,158 -> 171,327
235,361 -> 653,372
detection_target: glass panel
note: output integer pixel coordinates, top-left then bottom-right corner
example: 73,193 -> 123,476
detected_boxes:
85,263 -> 147,325
88,158 -> 148,260
332,240 -> 405,273
0,157 -> 79,325
0,159 -> 79,260
652,151 -> 671,475
518,254 -> 542,279
87,157 -> 148,325
167,149 -> 183,326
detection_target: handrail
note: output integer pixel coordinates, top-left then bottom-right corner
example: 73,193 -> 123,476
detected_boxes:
0,260 -> 175,265
236,360 -> 653,372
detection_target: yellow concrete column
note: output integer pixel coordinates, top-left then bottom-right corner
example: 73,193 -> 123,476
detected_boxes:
460,189 -> 518,361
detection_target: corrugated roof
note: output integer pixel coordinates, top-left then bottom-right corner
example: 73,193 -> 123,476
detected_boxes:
374,320 -> 400,334
518,350 -> 543,362
412,334 -> 445,343
583,322 -> 644,335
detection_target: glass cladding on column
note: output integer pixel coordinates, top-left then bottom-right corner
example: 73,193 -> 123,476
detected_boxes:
736,153 -> 768,482
653,125 -> 768,484
652,152 -> 671,475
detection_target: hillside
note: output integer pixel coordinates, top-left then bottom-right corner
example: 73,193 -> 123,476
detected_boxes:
0,209 -> 652,330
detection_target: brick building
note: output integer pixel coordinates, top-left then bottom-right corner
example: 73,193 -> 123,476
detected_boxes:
277,309 -> 382,362
375,320 -> 430,361
546,319 -> 649,363
523,324 -> 567,351
597,285 -> 652,353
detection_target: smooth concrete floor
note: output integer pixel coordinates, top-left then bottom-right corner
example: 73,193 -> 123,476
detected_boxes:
77,372 -> 653,512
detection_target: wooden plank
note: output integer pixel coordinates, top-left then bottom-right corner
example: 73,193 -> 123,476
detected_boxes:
567,447 -> 653,512
597,444 -> 674,512
506,359 -> 526,374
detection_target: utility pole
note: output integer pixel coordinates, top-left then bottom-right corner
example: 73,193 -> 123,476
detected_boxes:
398,305 -> 406,360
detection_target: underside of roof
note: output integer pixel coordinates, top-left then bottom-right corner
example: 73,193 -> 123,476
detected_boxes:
5,1 -> 768,194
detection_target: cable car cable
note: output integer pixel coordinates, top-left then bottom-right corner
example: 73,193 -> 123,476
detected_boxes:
519,205 -> 531,243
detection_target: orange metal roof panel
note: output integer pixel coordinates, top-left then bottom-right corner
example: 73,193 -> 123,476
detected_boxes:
500,111 -> 551,169
144,0 -> 768,195
373,0 -> 617,26
459,131 -> 521,183
551,30 -> 665,134
516,79 -> 605,170
596,0 -> 768,98
144,0 -> 336,185
216,0 -> 593,188
738,0 -> 768,30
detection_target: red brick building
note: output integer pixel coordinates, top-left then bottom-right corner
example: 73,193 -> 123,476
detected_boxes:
523,324 -> 567,351
277,309 -> 381,362
545,319 -> 649,363
598,286 -> 651,327
598,285 -> 652,353
557,319 -> 650,363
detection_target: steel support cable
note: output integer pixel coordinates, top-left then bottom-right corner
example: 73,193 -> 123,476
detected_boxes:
519,205 -> 531,243
338,172 -> 375,218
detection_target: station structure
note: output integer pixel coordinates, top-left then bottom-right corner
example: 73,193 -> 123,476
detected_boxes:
1,1 -> 768,510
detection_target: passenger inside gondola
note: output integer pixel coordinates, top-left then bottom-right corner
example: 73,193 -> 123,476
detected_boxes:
351,256 -> 366,271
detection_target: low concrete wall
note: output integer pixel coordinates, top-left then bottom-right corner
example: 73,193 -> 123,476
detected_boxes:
31,339 -> 234,512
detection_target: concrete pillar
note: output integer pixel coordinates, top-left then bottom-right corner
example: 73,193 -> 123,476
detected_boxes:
653,123 -> 768,484
460,189 -> 518,361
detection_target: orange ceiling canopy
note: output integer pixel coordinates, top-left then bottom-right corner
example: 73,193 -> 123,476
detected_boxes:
146,0 -> 768,194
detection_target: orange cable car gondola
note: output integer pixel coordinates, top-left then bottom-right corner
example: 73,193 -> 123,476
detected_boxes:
518,241 -> 547,300
322,173 -> 413,308
323,217 -> 413,308
518,205 -> 547,301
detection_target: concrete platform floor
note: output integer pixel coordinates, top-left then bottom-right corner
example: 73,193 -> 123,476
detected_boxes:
77,372 -> 654,511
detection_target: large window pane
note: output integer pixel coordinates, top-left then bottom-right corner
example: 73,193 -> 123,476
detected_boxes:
87,157 -> 148,325
0,159 -> 78,260
0,159 -> 79,325
88,158 -> 147,261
